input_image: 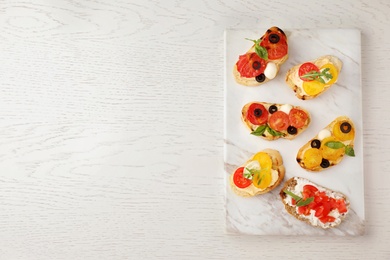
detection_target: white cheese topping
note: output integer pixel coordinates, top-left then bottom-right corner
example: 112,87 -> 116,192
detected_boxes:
264,62 -> 278,79
243,160 -> 260,179
318,129 -> 331,141
280,104 -> 292,114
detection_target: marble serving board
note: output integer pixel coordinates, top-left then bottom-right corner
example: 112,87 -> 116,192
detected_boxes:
224,28 -> 364,236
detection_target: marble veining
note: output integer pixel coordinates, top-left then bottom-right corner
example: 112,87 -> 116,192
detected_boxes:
224,29 -> 364,236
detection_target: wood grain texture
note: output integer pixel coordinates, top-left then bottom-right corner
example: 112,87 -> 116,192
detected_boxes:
0,0 -> 389,259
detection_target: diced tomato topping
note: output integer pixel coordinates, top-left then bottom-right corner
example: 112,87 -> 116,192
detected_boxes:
297,206 -> 310,216
236,52 -> 267,78
319,216 -> 336,224
232,167 -> 251,189
291,198 -> 296,206
246,103 -> 269,125
336,199 -> 348,213
314,202 -> 331,218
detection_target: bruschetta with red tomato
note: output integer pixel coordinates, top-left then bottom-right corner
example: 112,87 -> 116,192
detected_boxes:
241,102 -> 311,140
285,55 -> 342,99
234,26 -> 288,86
280,177 -> 350,229
230,149 -> 285,197
296,116 -> 355,171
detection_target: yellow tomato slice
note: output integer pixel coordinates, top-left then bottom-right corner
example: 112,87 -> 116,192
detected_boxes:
252,169 -> 272,189
302,148 -> 322,169
333,120 -> 355,141
320,136 -> 345,161
320,63 -> 338,85
252,152 -> 272,170
303,80 -> 325,96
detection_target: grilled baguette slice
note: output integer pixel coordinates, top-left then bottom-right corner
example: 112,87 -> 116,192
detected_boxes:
280,177 -> 350,229
233,26 -> 288,86
285,55 -> 342,100
241,102 -> 311,141
296,116 -> 355,171
230,149 -> 285,197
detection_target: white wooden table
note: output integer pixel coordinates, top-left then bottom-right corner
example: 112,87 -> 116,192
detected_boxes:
0,0 -> 389,259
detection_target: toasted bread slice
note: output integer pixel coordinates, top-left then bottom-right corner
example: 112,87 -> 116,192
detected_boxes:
296,116 -> 355,171
280,177 -> 350,229
241,102 -> 311,140
285,55 -> 342,100
233,26 -> 288,86
230,149 -> 285,197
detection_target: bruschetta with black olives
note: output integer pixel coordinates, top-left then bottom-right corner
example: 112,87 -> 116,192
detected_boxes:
280,177 -> 350,229
285,55 -> 342,99
233,26 -> 288,86
230,149 -> 285,197
296,116 -> 355,171
241,102 -> 311,140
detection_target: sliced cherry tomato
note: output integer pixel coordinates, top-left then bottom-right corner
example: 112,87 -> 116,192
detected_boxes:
236,52 -> 267,78
289,108 -> 308,128
246,103 -> 268,125
260,27 -> 288,60
232,167 -> 251,189
336,199 -> 348,213
298,62 -> 320,81
269,111 -> 289,131
319,215 -> 336,224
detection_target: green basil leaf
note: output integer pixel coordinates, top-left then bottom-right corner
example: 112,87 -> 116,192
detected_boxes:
283,190 -> 302,201
345,145 -> 355,157
266,126 -> 284,137
296,197 -> 314,207
251,125 -> 267,136
325,141 -> 345,149
255,45 -> 268,60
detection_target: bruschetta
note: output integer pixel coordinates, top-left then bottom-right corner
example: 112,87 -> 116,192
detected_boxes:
280,177 -> 350,229
230,149 -> 285,197
233,26 -> 288,86
296,116 -> 355,171
241,102 -> 310,140
285,55 -> 342,99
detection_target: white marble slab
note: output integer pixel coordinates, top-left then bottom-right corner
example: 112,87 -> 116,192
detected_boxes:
224,28 -> 364,236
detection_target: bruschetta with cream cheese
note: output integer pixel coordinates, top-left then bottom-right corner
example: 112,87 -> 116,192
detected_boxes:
233,26 -> 288,86
242,102 -> 310,140
296,116 -> 355,171
230,149 -> 285,197
280,177 -> 350,229
285,55 -> 342,99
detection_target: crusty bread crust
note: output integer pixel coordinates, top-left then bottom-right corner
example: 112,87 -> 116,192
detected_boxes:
285,55 -> 342,100
296,116 -> 355,172
241,102 -> 311,141
230,149 -> 285,197
279,177 -> 350,229
233,26 -> 288,86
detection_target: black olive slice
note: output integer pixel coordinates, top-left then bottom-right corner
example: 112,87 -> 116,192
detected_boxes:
340,122 -> 352,133
255,74 -> 266,83
268,105 -> 278,114
320,159 -> 330,168
253,108 -> 262,117
311,139 -> 321,149
252,61 -> 261,70
287,126 -> 297,135
269,33 -> 280,44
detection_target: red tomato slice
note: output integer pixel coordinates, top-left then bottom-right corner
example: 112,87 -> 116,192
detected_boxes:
269,111 -> 289,131
298,62 -> 320,81
319,215 -> 336,224
260,27 -> 288,60
289,108 -> 308,128
246,103 -> 269,125
236,52 -> 267,78
232,167 -> 251,189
